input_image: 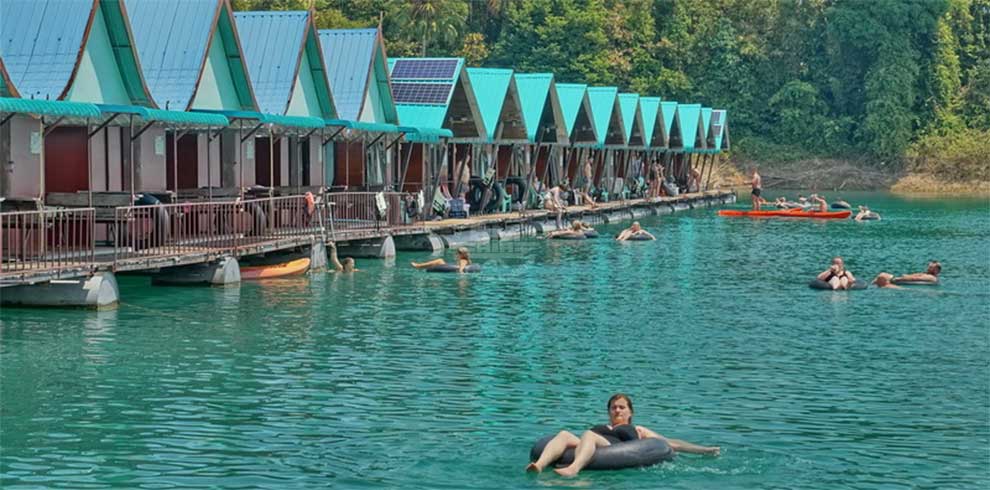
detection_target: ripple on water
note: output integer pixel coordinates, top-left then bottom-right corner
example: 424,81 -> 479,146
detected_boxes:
1,192 -> 988,489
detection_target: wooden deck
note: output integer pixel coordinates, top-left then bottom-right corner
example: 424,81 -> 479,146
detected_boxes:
1,190 -> 734,287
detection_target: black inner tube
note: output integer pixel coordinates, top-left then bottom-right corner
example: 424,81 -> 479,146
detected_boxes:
549,232 -> 586,240
529,434 -> 674,471
809,278 -> 868,290
583,230 -> 599,238
425,264 -> 481,273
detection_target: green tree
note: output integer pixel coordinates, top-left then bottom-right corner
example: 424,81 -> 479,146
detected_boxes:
387,0 -> 469,56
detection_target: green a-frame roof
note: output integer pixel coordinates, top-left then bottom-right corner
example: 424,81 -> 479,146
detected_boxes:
513,73 -> 568,145
465,68 -> 527,142
554,83 -> 597,144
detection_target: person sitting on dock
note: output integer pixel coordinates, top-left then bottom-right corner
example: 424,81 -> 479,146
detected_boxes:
817,256 -> 857,290
616,222 -> 656,241
525,393 -> 720,477
892,261 -> 941,285
412,247 -> 473,273
872,272 -> 901,289
329,242 -> 358,273
810,194 -> 828,212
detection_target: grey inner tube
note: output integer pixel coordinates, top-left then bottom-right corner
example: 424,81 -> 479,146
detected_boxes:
809,279 -> 868,290
831,202 -> 852,209
425,264 -> 481,273
583,230 -> 599,238
529,434 -> 674,471
621,233 -> 654,241
859,212 -> 880,220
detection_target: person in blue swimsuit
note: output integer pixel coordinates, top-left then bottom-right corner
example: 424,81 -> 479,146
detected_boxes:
525,394 -> 720,477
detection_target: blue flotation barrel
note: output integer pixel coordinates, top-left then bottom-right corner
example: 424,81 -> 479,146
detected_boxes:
529,434 -> 674,471
426,264 -> 481,273
809,279 -> 868,290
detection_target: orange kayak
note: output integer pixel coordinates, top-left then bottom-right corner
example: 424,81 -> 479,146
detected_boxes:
718,208 -> 851,219
240,257 -> 311,280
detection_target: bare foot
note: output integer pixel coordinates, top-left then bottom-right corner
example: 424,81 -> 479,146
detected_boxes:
553,467 -> 579,477
524,462 -> 541,473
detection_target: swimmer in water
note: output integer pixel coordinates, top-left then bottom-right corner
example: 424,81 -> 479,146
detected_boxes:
525,393 -> 720,477
892,261 -> 941,285
412,247 -> 472,273
616,222 -> 656,241
872,272 -> 902,289
328,242 -> 358,272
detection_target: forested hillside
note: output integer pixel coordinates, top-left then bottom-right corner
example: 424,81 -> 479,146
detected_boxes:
233,0 -> 990,189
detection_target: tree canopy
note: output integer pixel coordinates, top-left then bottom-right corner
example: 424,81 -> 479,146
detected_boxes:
233,0 -> 990,173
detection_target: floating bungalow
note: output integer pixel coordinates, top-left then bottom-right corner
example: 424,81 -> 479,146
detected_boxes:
0,0 -> 733,306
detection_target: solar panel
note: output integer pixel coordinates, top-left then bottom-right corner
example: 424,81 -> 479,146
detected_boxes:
392,59 -> 459,80
392,82 -> 453,105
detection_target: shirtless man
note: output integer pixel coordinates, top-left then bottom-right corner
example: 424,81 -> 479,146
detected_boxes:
750,168 -> 762,210
810,194 -> 828,213
616,222 -> 656,241
892,261 -> 941,285
582,157 -> 595,194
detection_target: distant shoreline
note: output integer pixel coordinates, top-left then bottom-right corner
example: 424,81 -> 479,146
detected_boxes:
713,159 -> 990,197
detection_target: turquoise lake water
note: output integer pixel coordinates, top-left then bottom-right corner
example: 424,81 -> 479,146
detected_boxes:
2,191 -> 989,489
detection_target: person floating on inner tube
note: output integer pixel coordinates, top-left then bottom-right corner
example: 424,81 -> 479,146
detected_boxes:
872,272 -> 901,289
854,206 -> 881,221
411,247 -> 473,274
892,261 -> 941,285
546,221 -> 589,240
328,242 -> 358,273
616,222 -> 656,241
525,394 -> 720,477
817,256 -> 857,290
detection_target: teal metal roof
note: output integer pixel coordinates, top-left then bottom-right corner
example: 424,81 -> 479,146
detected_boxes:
126,0 -> 256,111
403,126 -> 453,143
0,97 -> 101,118
348,121 -> 400,133
1,0 -> 92,100
675,104 -> 703,152
234,11 -> 309,115
465,68 -> 517,142
95,104 -> 230,127
618,93 -> 644,147
660,101 -> 678,148
701,107 -> 713,149
1,0 -> 151,105
554,83 -> 597,144
263,114 -> 325,129
513,73 -> 553,142
586,87 -> 623,147
639,97 -> 660,147
145,108 -> 228,127
319,28 -> 397,124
